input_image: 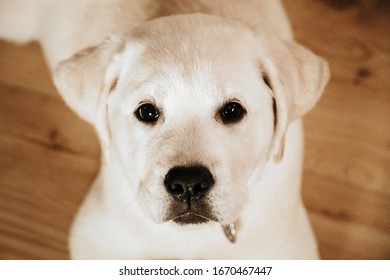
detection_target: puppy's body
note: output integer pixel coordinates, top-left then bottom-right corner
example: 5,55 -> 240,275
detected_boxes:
0,0 -> 329,259
0,0 -> 292,69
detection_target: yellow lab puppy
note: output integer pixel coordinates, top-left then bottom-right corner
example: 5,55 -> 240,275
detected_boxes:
0,0 -> 329,259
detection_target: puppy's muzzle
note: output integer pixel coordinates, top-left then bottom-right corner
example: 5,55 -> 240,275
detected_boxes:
163,166 -> 237,242
164,165 -> 215,225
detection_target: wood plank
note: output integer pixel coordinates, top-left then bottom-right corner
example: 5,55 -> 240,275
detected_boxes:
0,41 -> 56,95
0,57 -> 100,259
0,83 -> 100,160
309,211 -> 390,260
283,0 -> 390,259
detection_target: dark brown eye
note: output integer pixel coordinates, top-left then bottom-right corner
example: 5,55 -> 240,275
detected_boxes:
220,102 -> 245,123
135,103 -> 159,123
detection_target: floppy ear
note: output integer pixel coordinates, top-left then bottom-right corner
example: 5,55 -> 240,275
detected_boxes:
257,32 -> 330,163
53,33 -> 126,162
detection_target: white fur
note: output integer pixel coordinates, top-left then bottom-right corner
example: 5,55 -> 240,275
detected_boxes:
0,0 -> 329,259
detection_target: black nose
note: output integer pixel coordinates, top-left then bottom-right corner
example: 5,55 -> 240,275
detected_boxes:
164,165 -> 214,203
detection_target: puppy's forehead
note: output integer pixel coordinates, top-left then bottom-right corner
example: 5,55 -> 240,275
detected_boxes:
129,14 -> 257,75
119,15 -> 261,101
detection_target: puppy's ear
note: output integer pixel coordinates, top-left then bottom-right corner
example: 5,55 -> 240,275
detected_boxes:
54,32 -> 125,123
257,32 -> 330,163
53,32 -> 126,162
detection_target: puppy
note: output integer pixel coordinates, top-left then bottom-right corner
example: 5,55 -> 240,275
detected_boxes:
0,0 -> 329,259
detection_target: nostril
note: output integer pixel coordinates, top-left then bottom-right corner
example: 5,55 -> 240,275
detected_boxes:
164,165 -> 214,203
193,183 -> 204,197
171,183 -> 184,195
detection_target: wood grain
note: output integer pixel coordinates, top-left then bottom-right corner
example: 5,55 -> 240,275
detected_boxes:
283,0 -> 390,259
0,0 -> 389,259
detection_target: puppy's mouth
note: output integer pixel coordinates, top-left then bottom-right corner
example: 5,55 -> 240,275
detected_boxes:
172,212 -> 215,225
169,212 -> 238,244
165,191 -> 218,225
164,205 -> 238,243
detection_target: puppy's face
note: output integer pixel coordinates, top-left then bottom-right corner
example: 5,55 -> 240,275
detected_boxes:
107,17 -> 274,226
54,14 -> 329,229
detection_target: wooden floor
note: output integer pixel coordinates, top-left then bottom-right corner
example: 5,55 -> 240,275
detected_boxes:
0,0 -> 389,259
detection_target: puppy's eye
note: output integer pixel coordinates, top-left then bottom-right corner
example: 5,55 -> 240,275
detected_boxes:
219,102 -> 245,124
135,103 -> 159,123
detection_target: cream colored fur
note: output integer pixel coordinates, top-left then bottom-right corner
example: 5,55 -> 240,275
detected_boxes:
0,0 -> 329,259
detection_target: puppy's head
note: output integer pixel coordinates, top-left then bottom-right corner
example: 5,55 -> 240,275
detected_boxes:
54,14 -> 329,227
